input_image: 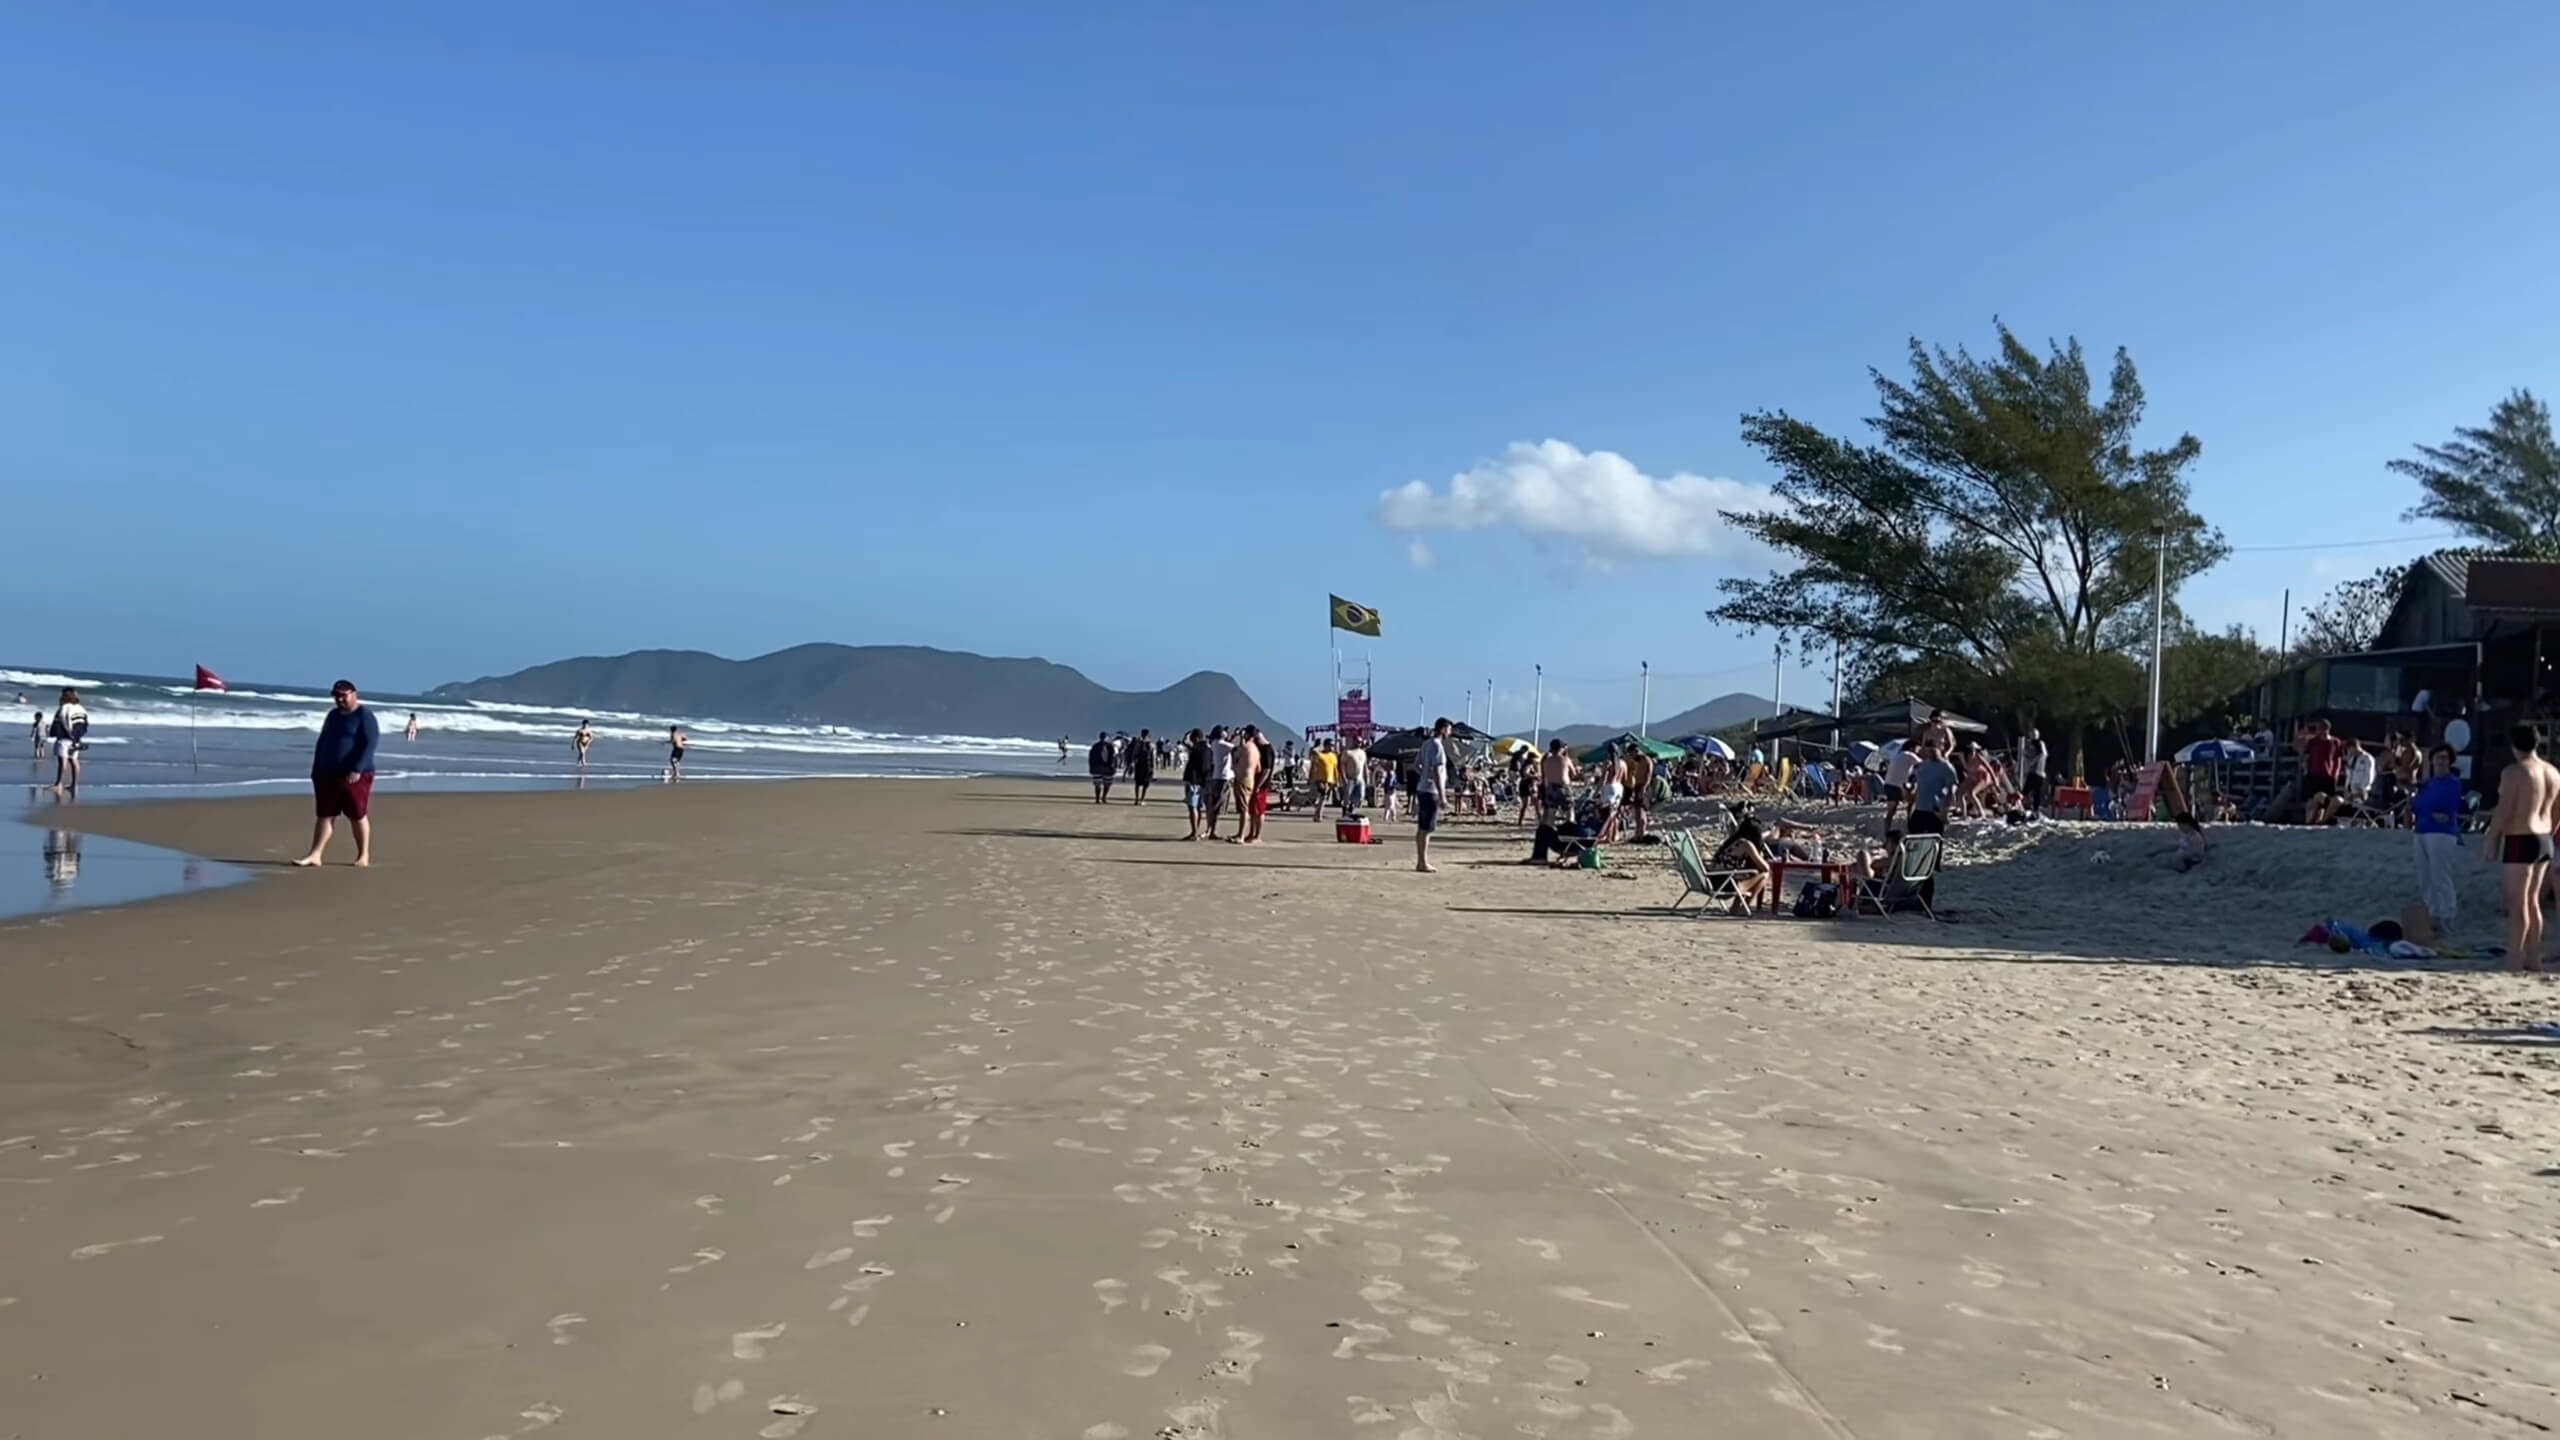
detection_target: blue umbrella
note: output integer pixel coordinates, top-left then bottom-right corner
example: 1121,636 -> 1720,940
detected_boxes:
1678,734 -> 1737,760
2175,738 -> 2255,763
1847,740 -> 1882,767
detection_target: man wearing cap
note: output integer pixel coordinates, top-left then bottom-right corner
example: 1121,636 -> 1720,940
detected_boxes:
295,679 -> 380,867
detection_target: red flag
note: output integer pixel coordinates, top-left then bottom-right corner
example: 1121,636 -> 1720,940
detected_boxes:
193,664 -> 226,692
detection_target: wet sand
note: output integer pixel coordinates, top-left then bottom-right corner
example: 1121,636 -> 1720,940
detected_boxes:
3,780 -> 2557,1437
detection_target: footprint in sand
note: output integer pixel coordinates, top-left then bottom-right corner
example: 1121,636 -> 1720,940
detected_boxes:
670,1248 -> 725,1275
546,1313 -> 586,1345
804,1247 -> 855,1271
1094,1279 -> 1128,1314
1516,1237 -> 1561,1261
1641,1358 -> 1709,1384
1553,1286 -> 1631,1311
1123,1343 -> 1173,1378
251,1187 -> 305,1209
851,1215 -> 893,1238
731,1323 -> 786,1360
760,1398 -> 816,1438
694,1195 -> 724,1215
691,1380 -> 748,1414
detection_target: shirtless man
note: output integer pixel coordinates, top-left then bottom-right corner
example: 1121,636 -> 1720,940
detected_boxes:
573,720 -> 594,768
1537,740 -> 1578,825
1623,744 -> 1656,838
2486,723 -> 2560,972
1229,727 -> 1265,842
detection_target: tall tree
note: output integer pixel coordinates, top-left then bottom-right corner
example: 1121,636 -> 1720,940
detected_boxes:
2395,390 -> 2560,555
1714,323 -> 2226,724
2290,564 -> 2405,658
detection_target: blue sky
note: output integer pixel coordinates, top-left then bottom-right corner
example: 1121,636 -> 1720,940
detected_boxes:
5,4 -> 2553,729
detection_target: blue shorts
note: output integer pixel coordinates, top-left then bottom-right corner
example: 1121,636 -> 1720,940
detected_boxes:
1184,784 -> 1205,811
1416,793 -> 1442,833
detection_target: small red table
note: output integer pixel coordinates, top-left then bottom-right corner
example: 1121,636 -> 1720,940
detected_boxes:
2051,785 -> 2095,818
1766,858 -> 1847,912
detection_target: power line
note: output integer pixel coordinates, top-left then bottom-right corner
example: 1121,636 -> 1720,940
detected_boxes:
2224,532 -> 2457,554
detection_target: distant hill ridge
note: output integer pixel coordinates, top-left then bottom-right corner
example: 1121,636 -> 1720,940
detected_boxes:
433,644 -> 1297,743
1545,691 -> 1775,747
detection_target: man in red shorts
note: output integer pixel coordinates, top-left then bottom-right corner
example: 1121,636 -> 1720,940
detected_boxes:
295,679 -> 381,867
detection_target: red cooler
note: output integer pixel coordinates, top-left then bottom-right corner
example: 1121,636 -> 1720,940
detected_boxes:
1336,816 -> 1371,845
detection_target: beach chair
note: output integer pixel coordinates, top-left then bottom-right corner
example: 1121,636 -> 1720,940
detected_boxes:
1850,834 -> 1941,920
1666,828 -> 1752,915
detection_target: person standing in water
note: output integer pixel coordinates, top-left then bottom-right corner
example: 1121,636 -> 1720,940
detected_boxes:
295,680 -> 379,867
666,725 -> 688,782
2486,723 -> 2560,972
573,720 -> 594,769
46,688 -> 89,795
405,712 -> 420,742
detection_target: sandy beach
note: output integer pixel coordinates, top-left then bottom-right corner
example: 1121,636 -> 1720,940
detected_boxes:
5,780 -> 2559,1437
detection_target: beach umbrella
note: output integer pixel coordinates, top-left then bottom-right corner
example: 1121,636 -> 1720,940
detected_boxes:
1864,739 -> 1904,772
2174,738 -> 2255,763
1846,740 -> 1881,767
1677,734 -> 1737,760
1490,736 -> 1535,756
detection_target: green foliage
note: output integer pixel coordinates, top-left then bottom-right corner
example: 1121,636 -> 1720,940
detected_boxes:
2290,564 -> 2405,659
2158,625 -> 2275,729
2396,390 -> 2560,555
1713,321 -> 2225,732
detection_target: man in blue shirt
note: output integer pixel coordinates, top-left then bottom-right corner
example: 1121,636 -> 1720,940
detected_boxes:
296,679 -> 381,867
2411,742 -> 2465,934
1906,743 -> 1960,834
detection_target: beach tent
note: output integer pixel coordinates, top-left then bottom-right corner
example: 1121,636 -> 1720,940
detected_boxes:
1678,734 -> 1737,760
1576,733 -> 1686,765
1839,696 -> 1989,735
1752,709 -> 1843,742
1367,722 -> 1492,761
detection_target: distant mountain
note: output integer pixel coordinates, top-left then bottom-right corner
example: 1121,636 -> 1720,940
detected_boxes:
432,644 -> 1298,744
1546,691 -> 1777,747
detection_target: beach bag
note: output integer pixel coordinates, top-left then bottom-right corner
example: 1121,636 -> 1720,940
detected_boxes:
1792,880 -> 1839,919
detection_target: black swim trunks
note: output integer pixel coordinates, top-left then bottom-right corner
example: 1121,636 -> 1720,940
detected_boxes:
2503,832 -> 2555,865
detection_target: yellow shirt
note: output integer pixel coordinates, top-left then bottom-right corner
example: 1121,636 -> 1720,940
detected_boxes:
1311,751 -> 1338,786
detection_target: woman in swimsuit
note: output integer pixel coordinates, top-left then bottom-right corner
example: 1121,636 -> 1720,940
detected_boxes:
573,721 -> 593,768
667,725 -> 688,782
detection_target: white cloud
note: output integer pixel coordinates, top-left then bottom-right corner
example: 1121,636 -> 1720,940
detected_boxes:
1406,539 -> 1436,570
1375,439 -> 1773,565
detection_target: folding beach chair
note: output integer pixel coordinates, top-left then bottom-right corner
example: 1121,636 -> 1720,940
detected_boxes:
1850,834 -> 1941,920
1666,828 -> 1752,915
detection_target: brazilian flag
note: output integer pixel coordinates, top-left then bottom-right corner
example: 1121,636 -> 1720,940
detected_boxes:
1329,595 -> 1382,637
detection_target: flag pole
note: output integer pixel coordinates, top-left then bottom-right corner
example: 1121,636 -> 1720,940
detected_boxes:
190,683 -> 200,774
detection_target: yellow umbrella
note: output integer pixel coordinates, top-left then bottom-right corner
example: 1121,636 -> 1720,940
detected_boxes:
1491,736 -> 1534,755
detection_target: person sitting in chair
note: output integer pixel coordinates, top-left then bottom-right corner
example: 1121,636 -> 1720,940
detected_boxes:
1707,815 -> 1774,915
1844,829 -> 1906,884
1523,797 -> 1615,867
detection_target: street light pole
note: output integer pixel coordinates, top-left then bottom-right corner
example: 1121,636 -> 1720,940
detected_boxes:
2145,528 -> 2167,765
1639,661 -> 1651,738
1531,665 -> 1544,749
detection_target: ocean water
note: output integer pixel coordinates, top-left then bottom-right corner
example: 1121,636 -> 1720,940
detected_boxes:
2,663 -> 1063,802
0,663 -> 1064,921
